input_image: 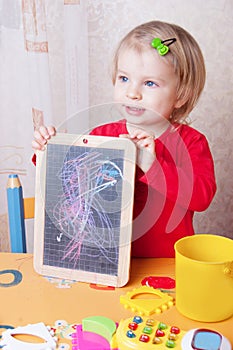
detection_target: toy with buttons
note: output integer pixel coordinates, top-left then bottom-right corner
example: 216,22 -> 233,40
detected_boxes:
115,315 -> 186,349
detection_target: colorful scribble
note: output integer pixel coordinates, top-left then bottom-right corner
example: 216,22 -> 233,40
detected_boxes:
52,151 -> 123,267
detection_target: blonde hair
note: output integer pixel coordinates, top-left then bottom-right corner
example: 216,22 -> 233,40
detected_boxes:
112,20 -> 206,123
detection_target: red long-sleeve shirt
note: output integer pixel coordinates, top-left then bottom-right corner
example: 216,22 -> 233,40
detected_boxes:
32,119 -> 216,257
90,119 -> 216,257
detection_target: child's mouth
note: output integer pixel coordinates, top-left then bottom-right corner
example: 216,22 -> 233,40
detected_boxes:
125,105 -> 145,116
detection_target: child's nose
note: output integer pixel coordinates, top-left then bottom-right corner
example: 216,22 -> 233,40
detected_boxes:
126,85 -> 142,100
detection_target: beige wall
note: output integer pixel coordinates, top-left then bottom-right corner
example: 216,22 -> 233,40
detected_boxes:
87,0 -> 233,239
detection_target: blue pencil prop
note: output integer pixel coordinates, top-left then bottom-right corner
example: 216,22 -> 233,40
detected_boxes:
7,174 -> 26,253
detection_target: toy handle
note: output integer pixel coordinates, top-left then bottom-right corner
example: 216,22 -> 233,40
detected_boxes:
223,261 -> 233,277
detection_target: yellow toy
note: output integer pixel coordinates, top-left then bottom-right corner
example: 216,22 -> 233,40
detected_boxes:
120,286 -> 175,316
114,315 -> 186,349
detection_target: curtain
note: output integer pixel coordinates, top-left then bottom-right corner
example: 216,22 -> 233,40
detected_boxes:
0,0 -> 89,251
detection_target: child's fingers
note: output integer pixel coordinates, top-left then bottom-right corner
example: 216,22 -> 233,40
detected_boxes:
119,134 -> 130,138
135,137 -> 155,153
47,126 -> 56,136
137,137 -> 153,148
32,125 -> 56,151
32,139 -> 45,151
38,125 -> 55,139
33,129 -> 47,145
129,128 -> 154,140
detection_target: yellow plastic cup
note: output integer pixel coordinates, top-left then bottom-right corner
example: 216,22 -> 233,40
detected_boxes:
175,234 -> 233,322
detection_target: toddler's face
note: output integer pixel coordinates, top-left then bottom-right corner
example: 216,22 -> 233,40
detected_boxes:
113,47 -> 183,129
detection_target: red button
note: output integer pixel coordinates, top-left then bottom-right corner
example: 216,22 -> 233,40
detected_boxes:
170,326 -> 180,334
128,322 -> 138,330
155,329 -> 165,337
139,334 -> 150,342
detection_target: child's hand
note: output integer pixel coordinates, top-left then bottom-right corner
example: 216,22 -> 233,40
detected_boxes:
32,125 -> 56,151
119,129 -> 156,173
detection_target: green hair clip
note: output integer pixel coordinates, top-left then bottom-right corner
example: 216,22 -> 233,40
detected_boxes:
151,37 -> 176,56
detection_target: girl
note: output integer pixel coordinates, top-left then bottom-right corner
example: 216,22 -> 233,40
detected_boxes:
32,20 -> 216,257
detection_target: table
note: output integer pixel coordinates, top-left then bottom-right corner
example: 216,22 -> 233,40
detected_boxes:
0,253 -> 232,348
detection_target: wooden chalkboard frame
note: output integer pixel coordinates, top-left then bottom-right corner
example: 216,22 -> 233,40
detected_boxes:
33,133 -> 136,287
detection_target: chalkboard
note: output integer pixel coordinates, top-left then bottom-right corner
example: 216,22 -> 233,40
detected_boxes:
33,133 -> 136,287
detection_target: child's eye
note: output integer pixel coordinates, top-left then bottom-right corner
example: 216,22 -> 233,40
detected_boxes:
145,81 -> 158,87
119,75 -> 128,83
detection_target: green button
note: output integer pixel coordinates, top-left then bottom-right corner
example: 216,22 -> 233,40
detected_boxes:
158,322 -> 168,330
166,339 -> 176,348
142,326 -> 153,334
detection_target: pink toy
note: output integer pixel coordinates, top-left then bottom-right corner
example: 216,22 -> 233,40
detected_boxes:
71,316 -> 118,350
72,324 -> 111,349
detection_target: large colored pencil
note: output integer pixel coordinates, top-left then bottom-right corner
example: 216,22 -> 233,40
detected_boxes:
7,174 -> 26,253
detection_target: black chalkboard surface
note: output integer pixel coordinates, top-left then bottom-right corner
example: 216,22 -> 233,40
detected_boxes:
33,133 -> 136,287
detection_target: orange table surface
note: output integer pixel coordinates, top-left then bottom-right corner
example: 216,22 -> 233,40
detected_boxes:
0,253 -> 232,347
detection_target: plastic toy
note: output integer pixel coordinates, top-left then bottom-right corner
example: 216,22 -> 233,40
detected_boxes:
115,315 -> 186,349
71,316 -> 118,350
141,276 -> 175,290
72,324 -> 111,349
114,316 -> 232,350
181,328 -> 232,350
120,286 -> 175,316
175,234 -> 233,322
70,314 -> 232,350
0,322 -> 58,350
